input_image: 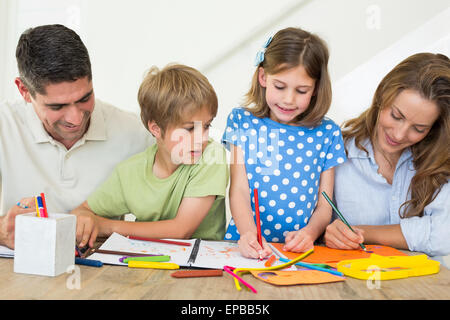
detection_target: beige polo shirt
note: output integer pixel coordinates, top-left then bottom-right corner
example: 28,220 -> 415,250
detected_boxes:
0,99 -> 154,215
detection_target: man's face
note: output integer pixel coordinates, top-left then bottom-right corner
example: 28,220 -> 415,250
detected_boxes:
17,77 -> 95,149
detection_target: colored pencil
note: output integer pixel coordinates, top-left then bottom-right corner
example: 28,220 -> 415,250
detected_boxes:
128,235 -> 191,247
224,266 -> 257,293
254,189 -> 262,247
128,260 -> 179,270
75,257 -> 103,268
75,246 -> 82,257
36,196 -> 46,218
92,248 -> 161,257
119,255 -> 164,263
171,269 -> 223,278
321,191 -> 367,251
264,254 -> 276,267
122,256 -> 170,263
40,193 -> 48,218
34,197 -> 40,217
278,257 -> 344,277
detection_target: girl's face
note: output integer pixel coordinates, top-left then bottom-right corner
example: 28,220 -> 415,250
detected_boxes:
376,89 -> 440,157
258,64 -> 316,125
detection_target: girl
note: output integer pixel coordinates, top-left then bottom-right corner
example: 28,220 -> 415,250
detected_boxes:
222,27 -> 346,259
325,53 -> 450,259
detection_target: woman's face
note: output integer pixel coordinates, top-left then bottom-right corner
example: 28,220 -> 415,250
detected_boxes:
376,89 -> 440,157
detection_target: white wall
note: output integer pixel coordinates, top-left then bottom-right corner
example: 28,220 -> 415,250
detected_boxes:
1,0 -> 449,133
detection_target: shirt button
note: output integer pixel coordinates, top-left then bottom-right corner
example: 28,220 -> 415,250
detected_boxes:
392,196 -> 396,201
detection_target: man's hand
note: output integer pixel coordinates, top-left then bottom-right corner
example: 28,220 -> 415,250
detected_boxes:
0,197 -> 36,249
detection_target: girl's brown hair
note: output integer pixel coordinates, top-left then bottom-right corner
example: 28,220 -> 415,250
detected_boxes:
342,52 -> 450,218
245,27 -> 331,127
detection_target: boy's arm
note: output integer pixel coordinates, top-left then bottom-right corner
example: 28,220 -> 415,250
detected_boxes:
284,167 -> 334,252
72,201 -> 110,248
100,195 -> 216,239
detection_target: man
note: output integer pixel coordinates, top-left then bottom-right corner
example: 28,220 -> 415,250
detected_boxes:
0,24 -> 153,248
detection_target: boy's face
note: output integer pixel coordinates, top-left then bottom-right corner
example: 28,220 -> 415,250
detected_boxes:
158,106 -> 214,165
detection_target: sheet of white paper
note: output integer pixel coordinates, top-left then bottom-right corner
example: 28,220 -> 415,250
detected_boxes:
87,233 -> 289,270
0,245 -> 14,258
88,232 -> 195,266
193,240 -> 278,269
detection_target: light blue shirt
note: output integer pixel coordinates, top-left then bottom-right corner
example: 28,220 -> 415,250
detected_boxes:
334,137 -> 450,259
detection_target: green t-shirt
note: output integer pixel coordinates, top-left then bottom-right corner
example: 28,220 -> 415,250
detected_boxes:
87,140 -> 229,240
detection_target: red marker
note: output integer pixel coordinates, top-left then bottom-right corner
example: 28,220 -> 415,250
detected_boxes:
254,188 -> 262,247
128,235 -> 191,246
40,193 -> 48,218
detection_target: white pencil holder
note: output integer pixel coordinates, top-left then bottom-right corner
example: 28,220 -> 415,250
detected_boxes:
14,213 -> 76,277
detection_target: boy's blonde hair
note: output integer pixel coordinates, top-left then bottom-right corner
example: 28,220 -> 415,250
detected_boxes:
245,27 -> 331,127
138,64 -> 218,135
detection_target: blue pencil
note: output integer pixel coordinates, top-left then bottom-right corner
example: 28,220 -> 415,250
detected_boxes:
75,257 -> 103,268
278,257 -> 344,277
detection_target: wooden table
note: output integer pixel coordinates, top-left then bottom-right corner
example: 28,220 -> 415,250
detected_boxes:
0,255 -> 449,300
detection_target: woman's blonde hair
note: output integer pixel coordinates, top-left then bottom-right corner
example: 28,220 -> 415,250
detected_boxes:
138,64 -> 218,135
245,27 -> 331,127
342,52 -> 450,218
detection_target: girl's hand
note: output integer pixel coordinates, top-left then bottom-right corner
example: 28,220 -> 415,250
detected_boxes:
283,229 -> 315,253
238,231 -> 272,259
324,219 -> 364,250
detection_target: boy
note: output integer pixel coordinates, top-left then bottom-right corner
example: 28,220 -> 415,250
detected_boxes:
72,64 -> 229,247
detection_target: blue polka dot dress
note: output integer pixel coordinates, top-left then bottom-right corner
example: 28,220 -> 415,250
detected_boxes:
222,107 -> 347,243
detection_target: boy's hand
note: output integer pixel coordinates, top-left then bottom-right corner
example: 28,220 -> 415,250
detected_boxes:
75,210 -> 99,248
283,229 -> 315,253
238,231 -> 272,259
0,197 -> 35,249
324,219 -> 364,250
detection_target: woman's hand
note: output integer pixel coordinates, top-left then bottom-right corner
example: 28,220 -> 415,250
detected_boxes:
324,219 -> 364,250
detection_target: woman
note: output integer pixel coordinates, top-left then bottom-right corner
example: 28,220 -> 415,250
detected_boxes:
325,53 -> 449,258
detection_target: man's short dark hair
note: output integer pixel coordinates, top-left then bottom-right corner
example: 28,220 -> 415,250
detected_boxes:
16,24 -> 92,97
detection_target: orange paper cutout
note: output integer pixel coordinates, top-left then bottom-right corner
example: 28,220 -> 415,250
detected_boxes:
251,270 -> 345,286
271,244 -> 407,268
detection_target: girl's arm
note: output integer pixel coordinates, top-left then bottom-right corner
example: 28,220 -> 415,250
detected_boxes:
73,195 -> 216,248
229,144 -> 272,259
284,167 -> 334,252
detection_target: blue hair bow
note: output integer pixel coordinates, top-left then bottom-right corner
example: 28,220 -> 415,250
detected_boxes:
254,36 -> 273,66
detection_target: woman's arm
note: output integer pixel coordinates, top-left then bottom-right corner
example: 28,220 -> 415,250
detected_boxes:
325,221 -> 408,250
357,224 -> 408,249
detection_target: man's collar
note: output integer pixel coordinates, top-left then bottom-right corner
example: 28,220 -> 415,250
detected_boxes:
84,100 -> 107,141
26,104 -> 50,144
